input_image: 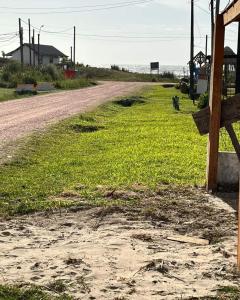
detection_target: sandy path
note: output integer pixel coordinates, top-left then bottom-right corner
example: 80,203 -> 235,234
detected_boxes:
0,187 -> 239,299
0,81 -> 148,150
0,203 -> 238,300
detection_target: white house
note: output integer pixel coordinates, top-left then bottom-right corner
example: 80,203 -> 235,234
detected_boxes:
5,43 -> 67,66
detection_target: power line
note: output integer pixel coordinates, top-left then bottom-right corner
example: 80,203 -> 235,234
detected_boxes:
0,0 -> 152,10
21,29 -> 209,40
0,0 -> 154,15
21,17 -> 211,40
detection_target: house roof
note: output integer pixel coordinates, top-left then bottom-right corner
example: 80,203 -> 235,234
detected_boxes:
224,46 -> 237,65
6,44 -> 67,58
224,46 -> 236,56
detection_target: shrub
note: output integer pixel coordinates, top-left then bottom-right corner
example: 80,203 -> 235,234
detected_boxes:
55,78 -> 95,90
9,73 -> 23,87
23,75 -> 37,85
23,71 -> 38,85
1,71 -> 11,82
4,61 -> 22,73
198,93 -> 209,109
159,71 -> 176,79
41,64 -> 63,81
111,65 -> 121,71
180,82 -> 189,94
175,83 -> 180,89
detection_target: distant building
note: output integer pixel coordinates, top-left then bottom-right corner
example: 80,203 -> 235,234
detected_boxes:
5,43 -> 67,66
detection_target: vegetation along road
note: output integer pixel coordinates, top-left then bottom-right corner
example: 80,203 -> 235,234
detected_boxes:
0,81 -> 150,151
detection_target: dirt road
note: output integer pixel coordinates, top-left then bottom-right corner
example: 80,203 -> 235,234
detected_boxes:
0,81 -> 148,151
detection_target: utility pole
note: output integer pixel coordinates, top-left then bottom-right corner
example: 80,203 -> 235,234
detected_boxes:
210,0 -> 214,58
70,46 -> 73,63
38,34 -> 40,66
32,29 -> 35,67
236,23 -> 240,94
28,19 -> 32,66
18,18 -> 24,68
189,0 -> 195,101
215,0 -> 220,15
73,26 -> 76,67
205,35 -> 208,58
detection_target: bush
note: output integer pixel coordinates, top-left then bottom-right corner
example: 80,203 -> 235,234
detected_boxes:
180,82 -> 189,94
175,83 -> 180,89
55,78 -> 95,90
23,76 -> 37,85
198,93 -> 209,109
23,71 -> 38,85
111,65 -> 120,71
41,64 -> 63,81
4,61 -> 22,73
159,71 -> 176,79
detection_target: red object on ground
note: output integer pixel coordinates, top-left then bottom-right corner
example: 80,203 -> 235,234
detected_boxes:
64,69 -> 77,79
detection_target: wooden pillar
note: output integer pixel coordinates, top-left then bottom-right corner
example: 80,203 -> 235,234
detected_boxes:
238,183 -> 240,271
207,14 -> 225,192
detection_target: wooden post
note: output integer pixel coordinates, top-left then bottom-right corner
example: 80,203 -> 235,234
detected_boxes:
236,23 -> 240,94
38,34 -> 40,66
189,0 -> 195,101
28,19 -> 32,66
18,18 -> 24,68
210,0 -> 214,57
205,35 -> 208,58
225,124 -> 240,161
73,26 -> 76,67
206,14 -> 225,192
32,30 -> 35,67
238,188 -> 240,271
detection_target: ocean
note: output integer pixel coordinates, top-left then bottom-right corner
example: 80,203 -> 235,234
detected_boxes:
118,64 -> 188,77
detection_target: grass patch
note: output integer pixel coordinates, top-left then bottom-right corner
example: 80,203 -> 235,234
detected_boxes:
189,286 -> 240,299
0,86 -> 209,215
70,124 -> 103,133
55,78 -> 96,90
0,284 -> 72,300
78,65 -> 178,82
115,96 -> 145,107
0,88 -> 18,102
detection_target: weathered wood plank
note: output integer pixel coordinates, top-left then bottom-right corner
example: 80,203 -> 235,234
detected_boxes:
207,14 -> 225,192
193,94 -> 240,135
238,181 -> 240,271
167,235 -> 209,246
223,0 -> 240,26
225,123 -> 240,161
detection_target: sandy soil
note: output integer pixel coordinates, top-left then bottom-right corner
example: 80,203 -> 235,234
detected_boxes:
0,188 -> 239,300
0,81 -> 149,154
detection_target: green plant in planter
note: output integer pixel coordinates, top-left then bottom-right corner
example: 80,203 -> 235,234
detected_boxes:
198,92 -> 209,109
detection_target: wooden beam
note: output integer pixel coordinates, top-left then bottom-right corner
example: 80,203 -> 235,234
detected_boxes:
192,94 -> 240,135
225,124 -> 240,161
238,188 -> 240,271
207,14 -> 225,192
223,0 -> 240,26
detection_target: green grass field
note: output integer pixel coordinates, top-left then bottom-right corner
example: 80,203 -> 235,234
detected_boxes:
78,66 -> 177,82
0,284 -> 72,300
0,86 -> 239,299
0,88 -> 17,102
0,85 -> 210,215
0,79 -> 96,103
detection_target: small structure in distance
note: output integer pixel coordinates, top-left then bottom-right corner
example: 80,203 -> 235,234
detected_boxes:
150,62 -> 160,76
5,43 -> 67,66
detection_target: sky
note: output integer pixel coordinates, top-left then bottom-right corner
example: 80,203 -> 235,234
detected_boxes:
0,0 -> 238,67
